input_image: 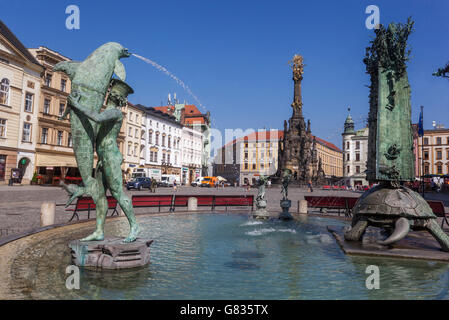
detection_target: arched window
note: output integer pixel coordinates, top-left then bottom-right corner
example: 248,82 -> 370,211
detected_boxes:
0,78 -> 10,105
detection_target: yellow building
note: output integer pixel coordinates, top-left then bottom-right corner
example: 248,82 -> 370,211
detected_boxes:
123,102 -> 145,180
29,46 -> 75,185
314,136 -> 344,178
0,20 -> 43,184
418,128 -> 449,175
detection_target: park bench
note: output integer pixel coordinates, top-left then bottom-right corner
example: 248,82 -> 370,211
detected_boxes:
132,195 -> 174,212
426,200 -> 449,228
213,195 -> 254,211
131,194 -> 254,212
66,196 -> 118,222
304,196 -> 358,217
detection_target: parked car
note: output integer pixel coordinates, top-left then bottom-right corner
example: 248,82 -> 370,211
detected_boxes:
159,175 -> 179,187
191,177 -> 204,187
126,177 -> 152,190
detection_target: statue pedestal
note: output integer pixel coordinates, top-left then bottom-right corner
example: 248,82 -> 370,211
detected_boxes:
253,200 -> 270,219
279,199 -> 293,220
69,237 -> 153,270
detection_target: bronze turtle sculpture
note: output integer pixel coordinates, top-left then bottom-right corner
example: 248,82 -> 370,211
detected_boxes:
344,184 -> 449,252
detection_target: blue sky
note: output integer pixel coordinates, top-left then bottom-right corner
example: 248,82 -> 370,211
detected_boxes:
2,0 -> 448,147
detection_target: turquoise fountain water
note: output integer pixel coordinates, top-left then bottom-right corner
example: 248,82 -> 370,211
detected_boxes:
5,213 -> 449,299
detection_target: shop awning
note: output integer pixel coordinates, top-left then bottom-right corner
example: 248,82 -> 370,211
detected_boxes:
36,153 -> 87,168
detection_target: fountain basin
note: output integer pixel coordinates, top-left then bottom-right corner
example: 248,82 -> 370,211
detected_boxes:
1,212 -> 449,299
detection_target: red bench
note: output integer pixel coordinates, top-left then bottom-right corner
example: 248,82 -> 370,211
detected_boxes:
426,200 -> 448,228
66,196 -> 118,222
132,195 -> 174,212
304,196 -> 359,217
214,195 -> 254,211
131,194 -> 254,212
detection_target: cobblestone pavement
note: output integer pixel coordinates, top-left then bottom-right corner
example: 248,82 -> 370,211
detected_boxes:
0,184 -> 448,238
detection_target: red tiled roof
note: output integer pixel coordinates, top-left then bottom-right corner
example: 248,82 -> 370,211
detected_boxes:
185,117 -> 205,125
312,135 -> 342,153
184,104 -> 202,115
153,106 -> 174,114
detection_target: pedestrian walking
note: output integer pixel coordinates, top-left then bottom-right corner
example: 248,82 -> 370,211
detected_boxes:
173,180 -> 177,192
308,179 -> 313,193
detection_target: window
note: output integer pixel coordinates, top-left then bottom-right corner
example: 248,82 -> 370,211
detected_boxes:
25,93 -> 33,112
437,137 -> 442,145
424,164 -> 429,174
59,103 -> 65,117
68,133 -> 72,147
244,163 -> 249,170
252,163 -> 256,170
245,143 -> 248,149
346,141 -> 349,150
148,131 -> 153,144
167,154 -> 170,163
347,166 -> 350,174
135,129 -> 138,138
128,127 -> 132,137
447,137 -> 449,145
60,79 -> 67,92
346,153 -> 350,161
0,78 -> 10,105
134,144 -> 138,156
356,141 -> 360,150
154,151 -> 158,162
57,131 -> 63,146
245,152 -> 248,160
447,149 -> 449,160
128,143 -> 132,155
424,138 -> 429,145
129,112 -> 133,122
162,135 -> 166,147
168,136 -> 171,148
424,150 -> 429,160
356,153 -> 360,161
45,74 -> 52,87
436,150 -> 442,160
162,153 -> 166,163
0,119 -> 6,138
43,99 -> 51,114
22,123 -> 31,142
356,166 -> 360,174
135,115 -> 139,123
155,133 -> 159,145
41,128 -> 48,144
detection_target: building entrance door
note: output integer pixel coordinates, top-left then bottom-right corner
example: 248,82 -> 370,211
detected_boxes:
0,155 -> 5,181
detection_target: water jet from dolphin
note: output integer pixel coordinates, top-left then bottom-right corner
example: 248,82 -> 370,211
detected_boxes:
132,53 -> 205,112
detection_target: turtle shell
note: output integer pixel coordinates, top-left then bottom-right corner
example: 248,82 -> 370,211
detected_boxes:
352,185 -> 436,219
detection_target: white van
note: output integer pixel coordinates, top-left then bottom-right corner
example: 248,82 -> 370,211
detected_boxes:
191,177 -> 204,187
160,174 -> 179,187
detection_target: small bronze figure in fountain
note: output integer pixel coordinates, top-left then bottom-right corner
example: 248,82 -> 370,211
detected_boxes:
253,175 -> 271,219
279,169 -> 293,220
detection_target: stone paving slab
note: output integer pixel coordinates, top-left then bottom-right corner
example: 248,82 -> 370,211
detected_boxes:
328,225 -> 449,262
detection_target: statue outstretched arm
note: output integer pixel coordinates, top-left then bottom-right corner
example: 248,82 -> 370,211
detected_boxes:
68,94 -> 122,123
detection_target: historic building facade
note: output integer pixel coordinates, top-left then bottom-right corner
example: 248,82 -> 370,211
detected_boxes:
133,104 -> 183,181
28,46 -> 76,185
416,128 -> 449,176
342,110 -> 369,188
277,54 -> 324,182
123,102 -> 145,180
154,102 -> 211,176
181,126 -> 203,185
0,20 -> 43,184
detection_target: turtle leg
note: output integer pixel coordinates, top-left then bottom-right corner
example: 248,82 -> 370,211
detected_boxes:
344,220 -> 369,241
427,219 -> 449,252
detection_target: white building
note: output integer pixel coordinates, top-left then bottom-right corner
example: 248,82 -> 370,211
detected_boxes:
342,110 -> 369,188
181,126 -> 203,185
137,105 -> 183,181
